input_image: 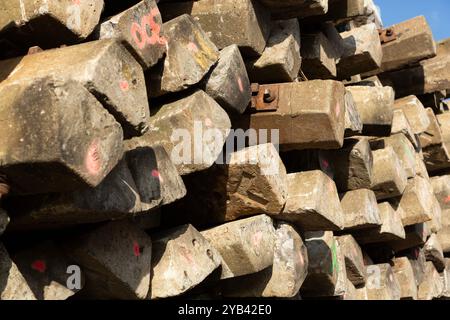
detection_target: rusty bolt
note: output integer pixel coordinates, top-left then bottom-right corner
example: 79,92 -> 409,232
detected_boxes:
263,89 -> 276,103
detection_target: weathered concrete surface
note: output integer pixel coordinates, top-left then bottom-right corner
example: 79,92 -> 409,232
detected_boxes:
249,80 -> 346,150
437,209 -> 450,253
222,222 -> 308,298
146,90 -> 231,175
407,247 -> 428,286
280,171 -> 344,231
301,32 -> 337,80
64,221 -> 152,300
372,16 -> 437,74
0,209 -> 9,236
370,147 -> 408,200
379,52 -> 450,98
248,19 -> 301,83
257,0 -> 328,19
98,0 -> 166,69
337,23 -> 383,79
441,258 -> 450,298
336,235 -> 366,287
397,176 -> 435,226
366,264 -> 401,300
353,202 -> 405,244
300,232 -> 340,297
159,0 -> 271,57
204,45 -> 251,114
432,176 -> 450,212
346,86 -> 394,136
392,257 -> 418,300
320,137 -> 373,192
393,96 -> 430,135
332,238 -> 348,298
424,234 -> 446,272
0,39 -> 149,137
162,144 -> 288,226
418,261 -> 444,300
0,243 -> 36,300
415,153 -> 431,181
438,38 -> 450,56
340,189 -> 382,230
0,0 -> 104,49
427,196 -> 443,234
220,143 -> 288,220
300,0 -> 369,25
420,108 -> 443,149
150,224 -> 221,299
13,241 -> 82,300
389,223 -> 429,253
344,90 -> 363,136
391,110 -> 419,149
422,143 -> 450,173
372,133 -> 417,178
0,79 -> 123,195
124,141 -> 187,212
148,14 -> 219,97
5,159 -> 143,230
201,215 -> 276,279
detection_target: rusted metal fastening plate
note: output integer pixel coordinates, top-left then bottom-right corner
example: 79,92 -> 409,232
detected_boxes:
250,83 -> 280,112
379,28 -> 397,44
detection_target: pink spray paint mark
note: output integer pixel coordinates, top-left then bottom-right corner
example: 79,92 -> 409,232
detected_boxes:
31,260 -> 46,273
204,118 -> 213,127
85,140 -> 102,176
148,8 -> 167,46
120,80 -> 129,92
151,169 -> 164,183
322,159 -> 330,169
187,42 -> 199,53
444,195 -> 450,204
133,241 -> 141,257
237,77 -> 244,93
180,246 -> 194,265
298,250 -> 304,266
130,8 -> 167,49
252,231 -> 263,247
335,102 -> 341,118
73,0 -> 80,5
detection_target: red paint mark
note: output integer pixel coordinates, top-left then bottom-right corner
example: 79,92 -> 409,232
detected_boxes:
180,246 -> 194,265
322,159 -> 329,169
120,80 -> 129,92
85,140 -> 102,176
443,195 -> 450,204
133,241 -> 141,257
73,0 -> 80,4
237,77 -> 244,93
151,169 -> 160,178
187,42 -> 199,53
31,260 -> 46,273
130,7 -> 167,50
151,169 -> 164,183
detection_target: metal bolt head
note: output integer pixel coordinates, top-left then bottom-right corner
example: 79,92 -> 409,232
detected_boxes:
263,89 -> 276,103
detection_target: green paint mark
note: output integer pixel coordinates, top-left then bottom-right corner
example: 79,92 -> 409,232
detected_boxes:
331,241 -> 339,274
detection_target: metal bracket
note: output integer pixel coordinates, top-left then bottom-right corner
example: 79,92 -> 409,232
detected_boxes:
379,28 -> 397,44
250,83 -> 280,112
